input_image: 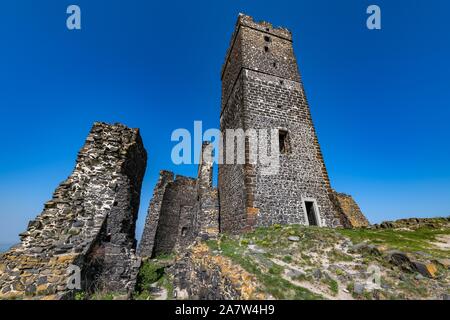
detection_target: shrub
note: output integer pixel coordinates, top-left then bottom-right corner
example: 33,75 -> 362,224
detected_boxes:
136,261 -> 164,292
74,291 -> 86,300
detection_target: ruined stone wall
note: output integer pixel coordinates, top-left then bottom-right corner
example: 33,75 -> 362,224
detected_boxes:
332,192 -> 369,228
219,14 -> 342,233
140,143 -> 219,257
0,122 -> 147,299
152,176 -> 197,257
139,173 -> 197,258
169,242 -> 267,300
138,171 -> 174,258
197,143 -> 220,239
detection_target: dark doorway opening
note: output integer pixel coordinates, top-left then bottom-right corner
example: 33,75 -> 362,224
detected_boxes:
279,130 -> 290,154
305,201 -> 318,226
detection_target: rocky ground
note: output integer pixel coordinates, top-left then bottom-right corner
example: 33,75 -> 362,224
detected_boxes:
138,217 -> 449,300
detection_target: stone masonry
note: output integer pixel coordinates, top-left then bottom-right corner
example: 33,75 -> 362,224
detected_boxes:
0,122 -> 147,299
0,13 -> 369,300
219,14 -> 348,233
139,142 -> 219,258
333,192 -> 369,228
139,14 -> 368,260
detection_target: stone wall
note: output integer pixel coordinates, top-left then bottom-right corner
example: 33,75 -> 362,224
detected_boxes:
138,171 -> 174,258
219,14 -> 342,233
152,176 -> 198,257
196,143 -> 220,240
0,122 -> 147,299
333,192 -> 369,228
139,142 -> 219,258
169,242 -> 267,300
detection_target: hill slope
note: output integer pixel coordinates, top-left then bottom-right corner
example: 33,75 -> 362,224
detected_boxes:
136,217 -> 449,300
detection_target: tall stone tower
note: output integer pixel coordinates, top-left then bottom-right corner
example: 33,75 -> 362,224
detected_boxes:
219,14 -> 342,233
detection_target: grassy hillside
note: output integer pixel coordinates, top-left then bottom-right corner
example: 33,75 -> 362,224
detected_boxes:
139,218 -> 449,300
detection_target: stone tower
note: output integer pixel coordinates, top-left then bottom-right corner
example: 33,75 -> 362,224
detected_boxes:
219,14 -> 342,233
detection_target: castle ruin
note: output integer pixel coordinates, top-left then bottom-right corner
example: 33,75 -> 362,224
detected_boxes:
138,14 -> 366,256
138,142 -> 219,258
0,14 -> 367,299
219,14 -> 342,232
0,123 -> 147,299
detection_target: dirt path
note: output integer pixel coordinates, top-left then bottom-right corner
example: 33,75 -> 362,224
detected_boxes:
272,258 -> 354,300
432,235 -> 450,250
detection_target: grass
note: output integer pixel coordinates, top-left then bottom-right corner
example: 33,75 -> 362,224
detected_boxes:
90,292 -> 115,300
157,274 -> 174,300
194,221 -> 449,300
328,248 -> 353,262
324,278 -> 339,296
74,291 -> 87,300
135,260 -> 165,293
133,253 -> 174,300
337,226 -> 450,258
210,235 -> 324,300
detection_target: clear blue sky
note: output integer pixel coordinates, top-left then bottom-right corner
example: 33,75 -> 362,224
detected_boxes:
0,1 -> 449,244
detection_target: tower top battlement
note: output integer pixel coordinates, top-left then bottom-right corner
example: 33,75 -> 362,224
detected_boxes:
221,13 -> 292,78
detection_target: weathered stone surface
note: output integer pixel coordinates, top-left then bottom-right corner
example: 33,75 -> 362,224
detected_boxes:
353,283 -> 365,295
332,191 -> 369,228
247,245 -> 266,254
349,243 -> 381,256
218,13 -> 343,234
434,258 -> 450,269
412,261 -> 438,278
139,142 -> 219,258
0,122 -> 147,299
386,250 -> 415,270
168,242 -> 267,300
371,217 -> 450,230
138,170 -> 175,258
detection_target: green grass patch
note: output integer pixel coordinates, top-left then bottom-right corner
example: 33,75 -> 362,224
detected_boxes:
217,234 -> 324,300
268,264 -> 284,275
337,226 -> 450,258
90,292 -> 115,300
327,248 -> 353,262
322,277 -> 339,296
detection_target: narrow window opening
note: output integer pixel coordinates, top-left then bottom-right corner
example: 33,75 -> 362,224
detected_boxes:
264,46 -> 269,53
305,201 -> 318,226
266,27 -> 270,32
279,130 -> 290,154
181,227 -> 188,237
264,35 -> 271,42
273,61 -> 277,68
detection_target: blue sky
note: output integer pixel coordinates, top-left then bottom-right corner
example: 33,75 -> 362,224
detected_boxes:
0,1 -> 449,244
